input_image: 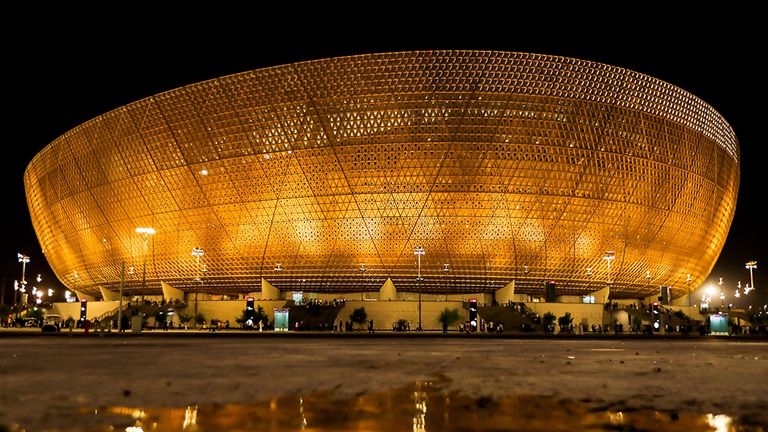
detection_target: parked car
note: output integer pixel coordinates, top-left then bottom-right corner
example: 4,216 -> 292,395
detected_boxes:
41,314 -> 62,332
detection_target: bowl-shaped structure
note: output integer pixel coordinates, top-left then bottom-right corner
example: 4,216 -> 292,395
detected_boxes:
25,51 -> 739,298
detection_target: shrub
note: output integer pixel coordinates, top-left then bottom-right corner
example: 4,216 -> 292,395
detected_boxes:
558,312 -> 574,333
349,307 -> 367,328
438,308 -> 461,327
542,312 -> 557,334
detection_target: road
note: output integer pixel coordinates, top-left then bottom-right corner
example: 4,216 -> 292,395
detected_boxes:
0,335 -> 766,430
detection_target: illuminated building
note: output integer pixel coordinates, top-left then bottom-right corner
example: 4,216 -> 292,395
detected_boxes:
25,51 -> 738,300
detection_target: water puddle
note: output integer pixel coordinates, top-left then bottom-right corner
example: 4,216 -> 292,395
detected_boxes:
42,381 -> 763,431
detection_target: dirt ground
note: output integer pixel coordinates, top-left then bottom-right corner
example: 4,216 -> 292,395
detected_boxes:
0,333 -> 766,430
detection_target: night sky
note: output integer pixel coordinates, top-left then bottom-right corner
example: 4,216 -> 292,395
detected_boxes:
2,16 -> 765,307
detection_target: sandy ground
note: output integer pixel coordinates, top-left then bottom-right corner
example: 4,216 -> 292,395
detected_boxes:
0,332 -> 766,430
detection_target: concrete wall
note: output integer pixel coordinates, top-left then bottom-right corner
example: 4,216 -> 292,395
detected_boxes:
336,300 -> 467,331
52,301 -> 122,321
52,298 -> 692,331
286,291 -> 491,304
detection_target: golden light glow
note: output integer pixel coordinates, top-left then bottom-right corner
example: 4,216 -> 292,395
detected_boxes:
24,51 -> 739,299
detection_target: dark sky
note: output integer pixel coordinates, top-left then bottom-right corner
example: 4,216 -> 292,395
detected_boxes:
2,15 -> 765,307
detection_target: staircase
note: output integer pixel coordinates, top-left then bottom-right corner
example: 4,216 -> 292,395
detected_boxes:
478,305 -> 539,332
288,302 -> 344,330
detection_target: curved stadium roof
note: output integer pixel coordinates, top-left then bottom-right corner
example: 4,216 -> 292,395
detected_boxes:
25,50 -> 739,298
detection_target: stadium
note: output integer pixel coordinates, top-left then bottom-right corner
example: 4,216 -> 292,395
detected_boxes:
25,50 -> 739,302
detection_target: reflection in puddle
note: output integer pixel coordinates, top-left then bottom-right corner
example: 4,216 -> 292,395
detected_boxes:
70,381 -> 759,432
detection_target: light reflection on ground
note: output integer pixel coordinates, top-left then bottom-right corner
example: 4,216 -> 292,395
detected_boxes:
63,381 -> 761,432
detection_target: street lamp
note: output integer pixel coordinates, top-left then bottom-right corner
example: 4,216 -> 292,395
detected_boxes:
602,251 -> 616,285
359,263 -> 367,300
746,261 -> 757,294
719,277 -> 725,308
686,274 -> 693,306
135,227 -> 156,302
192,247 -> 205,326
414,246 -> 425,331
17,253 -> 30,307
71,271 -> 79,298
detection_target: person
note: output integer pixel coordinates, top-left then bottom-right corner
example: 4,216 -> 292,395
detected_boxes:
442,321 -> 448,334
368,319 -> 374,334
497,322 -> 504,334
120,315 -> 129,333
83,319 -> 92,334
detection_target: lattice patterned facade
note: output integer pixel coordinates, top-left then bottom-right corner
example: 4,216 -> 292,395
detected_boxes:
24,51 -> 739,299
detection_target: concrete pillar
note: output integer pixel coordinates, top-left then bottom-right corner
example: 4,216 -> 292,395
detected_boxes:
161,281 -> 185,302
74,290 -> 96,302
591,285 -> 610,304
99,287 -> 120,301
379,278 -> 397,300
261,278 -> 280,300
495,280 -> 515,304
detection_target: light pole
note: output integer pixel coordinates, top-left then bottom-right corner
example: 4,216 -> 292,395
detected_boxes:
359,263 -> 367,301
71,271 -> 79,298
443,263 -> 450,296
414,246 -> 425,331
17,253 -> 29,308
192,247 -> 205,326
719,277 -> 725,308
746,261 -> 757,294
135,227 -> 156,302
602,251 -> 616,286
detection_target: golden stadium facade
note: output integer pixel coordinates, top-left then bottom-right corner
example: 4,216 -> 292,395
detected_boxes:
24,51 -> 739,299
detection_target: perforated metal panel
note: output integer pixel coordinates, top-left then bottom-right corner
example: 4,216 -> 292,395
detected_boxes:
24,51 -> 739,299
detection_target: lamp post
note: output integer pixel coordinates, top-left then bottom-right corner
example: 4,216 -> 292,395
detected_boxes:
17,253 -> 29,308
359,263 -> 367,301
71,271 -> 79,298
443,263 -> 450,296
746,261 -> 757,294
191,247 -> 205,326
602,251 -> 616,286
414,246 -> 425,331
135,227 -> 156,302
719,277 -> 725,308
